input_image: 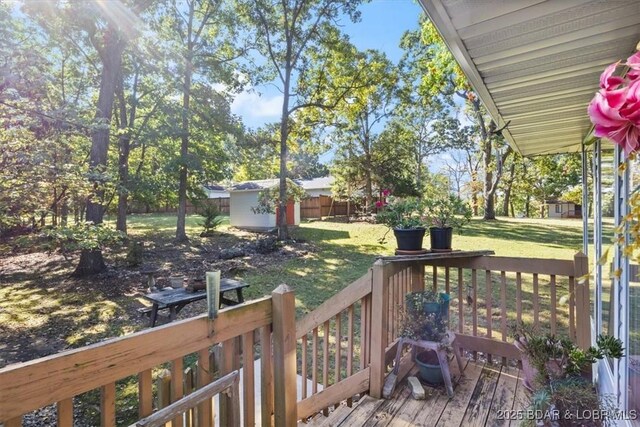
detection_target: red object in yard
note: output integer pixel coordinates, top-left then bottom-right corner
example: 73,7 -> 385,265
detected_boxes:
275,200 -> 296,225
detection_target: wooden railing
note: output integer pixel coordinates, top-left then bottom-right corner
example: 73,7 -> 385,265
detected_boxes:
368,251 -> 591,398
0,286 -> 298,427
0,252 -> 592,425
295,270 -> 373,420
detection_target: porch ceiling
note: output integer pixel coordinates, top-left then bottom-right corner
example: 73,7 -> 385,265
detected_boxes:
418,0 -> 640,156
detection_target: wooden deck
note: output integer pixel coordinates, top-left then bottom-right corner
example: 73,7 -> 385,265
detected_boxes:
306,359 -> 529,427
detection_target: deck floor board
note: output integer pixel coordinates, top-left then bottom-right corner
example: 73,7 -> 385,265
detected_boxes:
307,360 -> 525,427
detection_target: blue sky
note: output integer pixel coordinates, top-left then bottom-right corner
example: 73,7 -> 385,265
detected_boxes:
231,0 -> 424,129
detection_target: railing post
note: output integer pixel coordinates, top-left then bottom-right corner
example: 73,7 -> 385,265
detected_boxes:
411,261 -> 425,292
271,284 -> 297,426
574,252 -> 592,349
370,259 -> 390,399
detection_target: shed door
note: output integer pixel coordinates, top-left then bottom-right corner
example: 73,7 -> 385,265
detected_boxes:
276,200 -> 295,225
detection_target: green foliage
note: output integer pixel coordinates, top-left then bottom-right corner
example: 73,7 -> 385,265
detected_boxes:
423,195 -> 472,229
512,323 -> 624,382
251,179 -> 308,215
198,204 -> 224,235
125,241 -> 144,267
399,291 -> 448,342
375,196 -> 425,230
42,223 -> 125,254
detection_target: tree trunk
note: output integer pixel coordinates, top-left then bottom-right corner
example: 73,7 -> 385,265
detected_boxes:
363,148 -> 373,213
277,67 -> 292,241
176,9 -> 195,243
115,75 -> 134,234
501,163 -> 515,216
74,28 -> 125,276
525,195 -> 531,218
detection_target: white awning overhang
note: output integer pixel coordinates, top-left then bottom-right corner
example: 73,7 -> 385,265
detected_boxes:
418,0 -> 640,156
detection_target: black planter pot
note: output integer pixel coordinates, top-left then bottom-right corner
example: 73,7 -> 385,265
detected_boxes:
393,227 -> 426,251
430,227 -> 453,250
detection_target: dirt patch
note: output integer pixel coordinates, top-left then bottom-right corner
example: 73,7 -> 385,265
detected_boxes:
0,228 -> 316,368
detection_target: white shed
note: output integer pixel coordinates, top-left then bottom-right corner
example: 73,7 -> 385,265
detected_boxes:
229,179 -> 301,231
299,176 -> 334,198
545,200 -> 581,219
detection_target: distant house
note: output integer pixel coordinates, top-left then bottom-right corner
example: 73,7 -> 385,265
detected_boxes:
299,176 -> 334,198
229,179 -> 301,231
545,200 -> 582,219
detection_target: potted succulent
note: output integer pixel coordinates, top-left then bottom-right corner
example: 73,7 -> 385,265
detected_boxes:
399,291 -> 451,384
376,195 -> 427,251
512,323 -> 624,391
423,195 -> 472,251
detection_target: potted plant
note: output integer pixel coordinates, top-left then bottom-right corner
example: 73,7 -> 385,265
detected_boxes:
423,195 -> 471,251
399,290 -> 451,384
512,323 -> 624,391
376,195 -> 427,251
524,376 -> 616,427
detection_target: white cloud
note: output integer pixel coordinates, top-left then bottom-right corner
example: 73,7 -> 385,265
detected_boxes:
231,90 -> 283,119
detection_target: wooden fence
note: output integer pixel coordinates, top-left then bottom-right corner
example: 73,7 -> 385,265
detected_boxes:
129,198 -> 230,215
300,196 -> 380,219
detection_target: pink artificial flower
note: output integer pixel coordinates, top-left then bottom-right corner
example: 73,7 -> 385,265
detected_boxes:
382,189 -> 391,197
588,54 -> 640,156
375,201 -> 384,208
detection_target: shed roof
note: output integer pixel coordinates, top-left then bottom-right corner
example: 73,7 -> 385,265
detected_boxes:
419,0 -> 640,156
298,176 -> 334,190
230,179 -> 302,192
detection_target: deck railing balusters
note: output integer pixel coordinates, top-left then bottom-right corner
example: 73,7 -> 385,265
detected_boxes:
550,275 -> 557,335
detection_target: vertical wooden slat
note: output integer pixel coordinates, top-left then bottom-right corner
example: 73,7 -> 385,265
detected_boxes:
101,382 -> 116,427
221,338 -> 239,426
322,320 -> 330,389
472,269 -> 477,360
457,268 -> 464,335
271,285 -> 297,426
432,266 -> 438,292
312,327 -> 319,395
322,319 -> 330,416
569,277 -> 576,341
486,270 -> 492,363
388,274 -> 395,342
516,272 -> 522,324
347,304 -> 355,407
486,270 -> 492,338
184,367 -> 194,427
301,334 -> 308,400
197,347 -> 212,427
57,398 -> 73,427
138,369 -> 153,419
445,267 -> 450,294
533,273 -> 540,328
500,271 -> 508,366
260,325 -> 274,427
550,275 -> 557,335
171,357 -> 184,427
243,331 -> 256,427
335,313 -> 342,384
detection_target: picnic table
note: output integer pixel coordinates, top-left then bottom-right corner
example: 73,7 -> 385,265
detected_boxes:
142,278 -> 249,327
